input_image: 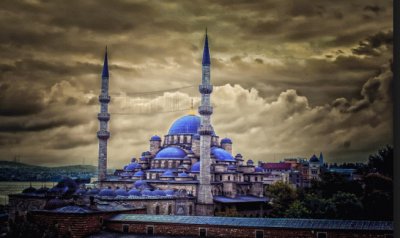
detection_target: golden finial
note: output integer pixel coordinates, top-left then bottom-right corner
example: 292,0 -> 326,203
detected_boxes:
189,99 -> 195,115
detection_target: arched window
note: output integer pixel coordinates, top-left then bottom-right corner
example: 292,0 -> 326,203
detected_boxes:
155,205 -> 160,215
168,205 -> 172,215
228,176 -> 230,181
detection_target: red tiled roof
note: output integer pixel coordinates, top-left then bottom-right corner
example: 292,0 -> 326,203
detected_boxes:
262,163 -> 291,170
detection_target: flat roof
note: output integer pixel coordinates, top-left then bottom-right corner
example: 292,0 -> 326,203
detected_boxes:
108,214 -> 393,231
213,196 -> 268,203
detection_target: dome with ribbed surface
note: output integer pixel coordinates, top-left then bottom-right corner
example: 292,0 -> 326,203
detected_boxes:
134,171 -> 144,177
155,147 -> 186,159
221,138 -> 232,144
115,188 -> 129,196
161,170 -> 175,177
168,115 -> 201,135
211,147 -> 235,161
191,162 -> 200,172
150,135 -> 161,141
134,180 -> 146,188
99,188 -> 116,197
128,189 -> 141,196
125,162 -> 139,171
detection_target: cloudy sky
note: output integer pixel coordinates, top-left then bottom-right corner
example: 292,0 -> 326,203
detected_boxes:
0,0 -> 393,168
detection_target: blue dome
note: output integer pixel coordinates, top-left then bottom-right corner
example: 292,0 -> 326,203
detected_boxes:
191,162 -> 200,172
247,159 -> 254,165
87,188 -> 99,195
128,189 -> 141,196
134,171 -> 144,177
125,162 -> 139,171
153,189 -> 166,196
221,138 -> 232,144
168,115 -> 201,135
165,189 -> 175,196
211,147 -> 235,161
99,188 -> 116,197
155,147 -> 186,159
310,154 -> 319,163
142,189 -> 153,196
134,180 -> 146,188
115,188 -> 129,196
150,135 -> 162,141
255,166 -> 263,172
161,170 -> 175,177
140,156 -> 148,161
178,172 -> 189,177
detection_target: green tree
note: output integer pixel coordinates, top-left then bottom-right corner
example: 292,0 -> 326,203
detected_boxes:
331,192 -> 363,220
362,173 -> 393,220
285,200 -> 311,218
367,145 -> 393,178
265,181 -> 297,217
302,193 -> 336,219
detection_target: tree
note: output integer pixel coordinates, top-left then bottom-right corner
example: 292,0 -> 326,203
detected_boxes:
302,193 -> 336,219
362,173 -> 393,220
285,200 -> 311,218
265,181 -> 297,217
331,192 -> 363,220
367,145 -> 393,178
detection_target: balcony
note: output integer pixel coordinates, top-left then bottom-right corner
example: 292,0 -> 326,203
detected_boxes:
98,95 -> 111,103
199,84 -> 213,94
97,131 -> 110,139
97,112 -> 110,121
198,105 -> 213,115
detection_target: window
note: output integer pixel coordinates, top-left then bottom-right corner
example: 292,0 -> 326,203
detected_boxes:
199,228 -> 207,237
255,230 -> 264,238
317,232 -> 327,238
255,177 -> 258,181
155,205 -> 160,215
147,226 -> 154,235
99,217 -> 103,225
122,224 -> 129,233
228,176 -> 230,181
168,205 -> 172,215
189,205 -> 193,215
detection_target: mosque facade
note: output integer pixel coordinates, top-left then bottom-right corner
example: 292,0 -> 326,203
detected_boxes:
96,32 -> 268,217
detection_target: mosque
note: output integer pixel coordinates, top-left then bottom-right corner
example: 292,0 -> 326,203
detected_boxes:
95,31 -> 268,217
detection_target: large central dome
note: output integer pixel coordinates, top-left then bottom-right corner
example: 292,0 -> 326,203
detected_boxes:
168,115 -> 201,135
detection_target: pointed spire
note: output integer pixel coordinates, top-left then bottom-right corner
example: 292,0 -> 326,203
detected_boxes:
102,46 -> 109,78
202,28 -> 211,66
189,98 -> 195,115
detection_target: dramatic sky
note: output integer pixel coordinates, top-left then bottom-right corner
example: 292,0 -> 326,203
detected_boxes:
0,0 -> 393,168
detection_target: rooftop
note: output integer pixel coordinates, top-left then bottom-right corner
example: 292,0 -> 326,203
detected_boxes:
108,215 -> 393,231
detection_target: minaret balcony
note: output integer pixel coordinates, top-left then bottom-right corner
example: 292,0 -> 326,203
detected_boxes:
199,84 -> 213,94
99,95 -> 111,103
97,112 -> 110,121
97,131 -> 110,139
198,125 -> 214,135
198,105 -> 213,115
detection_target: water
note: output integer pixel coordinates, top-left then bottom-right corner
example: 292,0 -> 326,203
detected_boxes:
0,181 -> 55,205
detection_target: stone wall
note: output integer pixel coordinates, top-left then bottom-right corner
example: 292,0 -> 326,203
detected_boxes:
106,221 -> 392,238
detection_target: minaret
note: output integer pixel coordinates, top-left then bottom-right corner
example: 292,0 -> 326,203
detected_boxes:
97,47 -> 111,182
197,29 -> 214,215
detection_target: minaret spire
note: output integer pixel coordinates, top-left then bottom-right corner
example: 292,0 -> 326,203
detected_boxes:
197,30 -> 214,215
97,47 -> 111,182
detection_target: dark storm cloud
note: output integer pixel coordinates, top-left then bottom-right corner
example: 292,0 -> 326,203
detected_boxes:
0,0 -> 392,166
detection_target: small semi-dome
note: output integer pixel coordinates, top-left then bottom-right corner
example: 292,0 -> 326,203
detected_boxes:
191,162 -> 200,172
125,162 -> 139,171
75,188 -> 87,195
115,188 -> 129,196
247,159 -> 254,165
128,189 -> 141,196
87,188 -> 100,195
220,138 -> 232,144
178,172 -> 189,177
22,187 -> 37,194
255,166 -> 263,172
235,153 -> 243,158
140,156 -> 148,161
153,189 -> 166,196
211,147 -> 235,161
134,180 -> 146,188
35,187 -> 49,194
165,189 -> 175,196
150,135 -> 162,141
44,198 -> 67,210
99,188 -> 116,197
161,170 -> 175,177
142,189 -> 153,196
134,171 -> 145,177
309,154 -> 319,163
155,147 -> 186,159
